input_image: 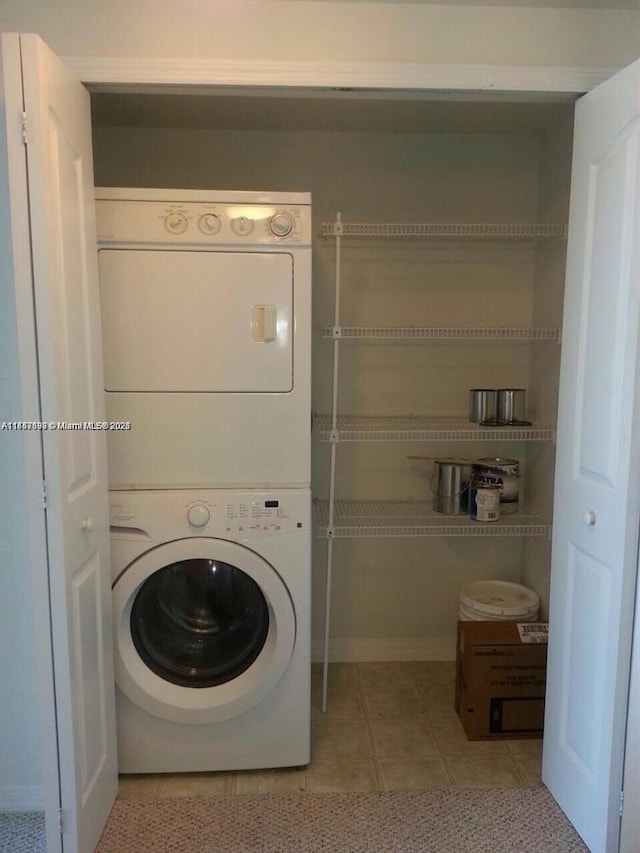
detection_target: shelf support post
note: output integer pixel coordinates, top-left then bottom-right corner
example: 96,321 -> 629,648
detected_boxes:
321,212 -> 343,712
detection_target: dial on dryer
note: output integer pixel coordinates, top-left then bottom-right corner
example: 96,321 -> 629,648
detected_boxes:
269,212 -> 294,237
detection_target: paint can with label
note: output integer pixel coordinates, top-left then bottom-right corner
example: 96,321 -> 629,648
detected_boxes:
469,482 -> 501,522
471,457 -> 520,515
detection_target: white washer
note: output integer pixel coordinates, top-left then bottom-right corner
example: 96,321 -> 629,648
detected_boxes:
110,488 -> 311,773
95,188 -> 312,490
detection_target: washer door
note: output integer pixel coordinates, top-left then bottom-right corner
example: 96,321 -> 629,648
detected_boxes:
112,538 -> 296,724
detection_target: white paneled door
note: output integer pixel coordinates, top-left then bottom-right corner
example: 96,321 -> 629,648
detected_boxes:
543,59 -> 640,853
1,33 -> 117,851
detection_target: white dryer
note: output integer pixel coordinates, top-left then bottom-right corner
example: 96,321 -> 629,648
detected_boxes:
95,188 -> 311,490
109,488 -> 311,773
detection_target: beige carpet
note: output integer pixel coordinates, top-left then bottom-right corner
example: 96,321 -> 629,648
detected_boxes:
96,789 -> 588,852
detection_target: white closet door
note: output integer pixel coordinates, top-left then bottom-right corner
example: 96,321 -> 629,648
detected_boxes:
543,58 -> 640,853
5,33 -> 118,851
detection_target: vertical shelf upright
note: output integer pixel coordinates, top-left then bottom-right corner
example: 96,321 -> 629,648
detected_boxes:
321,212 -> 343,712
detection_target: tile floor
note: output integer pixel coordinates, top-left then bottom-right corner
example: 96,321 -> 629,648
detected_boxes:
118,661 -> 543,800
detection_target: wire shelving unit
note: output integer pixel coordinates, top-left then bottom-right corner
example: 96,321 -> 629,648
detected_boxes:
317,213 -> 565,711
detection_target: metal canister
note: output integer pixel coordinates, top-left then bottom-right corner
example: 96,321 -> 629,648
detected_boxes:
471,457 -> 520,514
469,482 -> 501,522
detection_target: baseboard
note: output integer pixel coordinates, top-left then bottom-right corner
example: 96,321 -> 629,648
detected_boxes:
311,637 -> 456,662
0,785 -> 45,812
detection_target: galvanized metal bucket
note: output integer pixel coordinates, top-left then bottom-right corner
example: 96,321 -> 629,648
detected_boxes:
432,460 -> 472,515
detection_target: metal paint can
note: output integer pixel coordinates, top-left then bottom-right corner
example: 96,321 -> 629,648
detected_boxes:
471,457 -> 520,514
497,388 -> 527,424
469,389 -> 497,423
432,460 -> 472,515
469,482 -> 501,522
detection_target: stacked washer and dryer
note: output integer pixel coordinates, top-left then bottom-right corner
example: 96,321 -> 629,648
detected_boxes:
96,188 -> 312,773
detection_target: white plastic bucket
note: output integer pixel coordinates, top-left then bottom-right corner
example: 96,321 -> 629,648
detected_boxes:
459,580 -> 540,621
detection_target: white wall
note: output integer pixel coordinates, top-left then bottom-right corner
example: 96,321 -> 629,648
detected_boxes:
0,1 -> 638,71
523,109 -> 574,619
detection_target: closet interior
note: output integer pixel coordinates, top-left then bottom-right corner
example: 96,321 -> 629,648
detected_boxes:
90,89 -> 575,686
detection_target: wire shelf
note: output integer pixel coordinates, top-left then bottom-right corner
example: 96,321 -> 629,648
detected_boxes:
313,499 -> 551,538
319,326 -> 561,342
314,414 -> 556,442
320,222 -> 567,240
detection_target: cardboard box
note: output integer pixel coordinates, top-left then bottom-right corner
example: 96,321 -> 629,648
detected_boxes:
455,620 -> 548,740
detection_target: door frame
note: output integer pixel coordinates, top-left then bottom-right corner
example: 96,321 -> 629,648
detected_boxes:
16,47 -> 638,849
64,56 -> 613,95
70,53 -> 637,848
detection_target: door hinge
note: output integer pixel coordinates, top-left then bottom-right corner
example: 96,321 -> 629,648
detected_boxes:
58,807 -> 65,833
21,111 -> 28,145
41,480 -> 48,509
620,789 -> 624,816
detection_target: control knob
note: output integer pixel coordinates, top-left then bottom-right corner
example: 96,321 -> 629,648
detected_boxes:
198,213 -> 221,236
164,212 -> 188,234
231,216 -> 254,236
187,504 -> 210,527
269,212 -> 294,237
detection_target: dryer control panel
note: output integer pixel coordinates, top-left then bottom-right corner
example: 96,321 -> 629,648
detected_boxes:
96,195 -> 312,246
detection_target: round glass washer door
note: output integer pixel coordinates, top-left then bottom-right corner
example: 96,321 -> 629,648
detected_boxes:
112,538 -> 296,725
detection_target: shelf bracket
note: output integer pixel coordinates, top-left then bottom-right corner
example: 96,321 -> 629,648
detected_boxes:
326,526 -> 336,538
329,429 -> 340,444
331,325 -> 342,338
333,219 -> 344,237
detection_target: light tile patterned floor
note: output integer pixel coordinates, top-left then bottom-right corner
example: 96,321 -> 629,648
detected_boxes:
117,661 -> 543,799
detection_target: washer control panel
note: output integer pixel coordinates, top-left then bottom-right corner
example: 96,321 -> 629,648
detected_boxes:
97,199 -> 311,246
182,495 -> 306,537
109,490 -> 310,541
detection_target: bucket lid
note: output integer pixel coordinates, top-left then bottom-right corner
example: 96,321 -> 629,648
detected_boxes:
460,580 -> 540,618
